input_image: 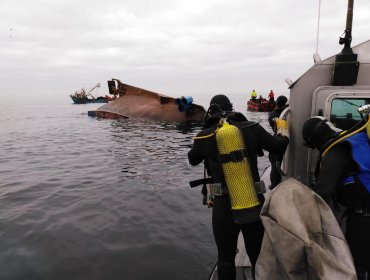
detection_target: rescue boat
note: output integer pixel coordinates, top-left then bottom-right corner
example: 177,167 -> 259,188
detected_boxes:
246,99 -> 275,112
88,79 -> 206,123
209,0 -> 370,279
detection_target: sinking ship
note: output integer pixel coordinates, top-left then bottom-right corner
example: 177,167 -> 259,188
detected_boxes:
88,79 -> 206,123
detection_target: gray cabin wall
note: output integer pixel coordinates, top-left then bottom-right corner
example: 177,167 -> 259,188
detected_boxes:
357,63 -> 370,84
285,40 -> 370,185
287,63 -> 333,184
354,40 -> 370,85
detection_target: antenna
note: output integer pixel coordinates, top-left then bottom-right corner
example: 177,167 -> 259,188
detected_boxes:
313,0 -> 322,64
285,78 -> 293,86
315,0 -> 321,54
339,0 -> 354,53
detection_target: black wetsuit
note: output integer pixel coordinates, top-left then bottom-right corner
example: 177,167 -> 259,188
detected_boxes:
313,142 -> 370,279
188,112 -> 288,280
268,107 -> 287,189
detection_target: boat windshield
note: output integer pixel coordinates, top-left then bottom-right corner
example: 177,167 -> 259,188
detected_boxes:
330,98 -> 370,130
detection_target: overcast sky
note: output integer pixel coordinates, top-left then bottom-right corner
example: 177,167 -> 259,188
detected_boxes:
1,0 -> 369,106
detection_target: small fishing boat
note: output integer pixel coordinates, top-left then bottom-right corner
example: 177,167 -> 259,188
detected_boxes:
70,83 -> 114,104
88,79 -> 206,123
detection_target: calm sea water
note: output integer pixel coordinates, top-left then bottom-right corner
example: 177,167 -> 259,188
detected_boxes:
0,97 -> 271,280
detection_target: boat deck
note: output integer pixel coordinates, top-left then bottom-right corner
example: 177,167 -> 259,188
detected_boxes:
208,234 -> 253,280
209,167 -> 272,280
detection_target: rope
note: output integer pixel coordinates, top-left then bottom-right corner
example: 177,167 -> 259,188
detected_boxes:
192,127 -> 219,140
322,115 -> 370,157
192,118 -> 225,140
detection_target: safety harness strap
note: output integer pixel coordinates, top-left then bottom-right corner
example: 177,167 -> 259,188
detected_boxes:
217,149 -> 247,163
189,178 -> 213,188
209,181 -> 266,196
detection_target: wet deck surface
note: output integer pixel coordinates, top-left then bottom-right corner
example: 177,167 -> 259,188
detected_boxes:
209,168 -> 272,280
209,234 -> 253,280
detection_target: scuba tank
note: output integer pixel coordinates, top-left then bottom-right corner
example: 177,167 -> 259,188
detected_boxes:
216,119 -> 260,211
189,107 -> 262,223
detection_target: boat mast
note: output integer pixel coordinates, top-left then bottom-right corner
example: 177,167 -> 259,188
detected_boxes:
332,0 -> 359,86
86,83 -> 101,99
339,0 -> 354,54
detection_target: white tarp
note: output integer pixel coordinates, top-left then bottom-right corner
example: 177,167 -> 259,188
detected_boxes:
256,178 -> 357,280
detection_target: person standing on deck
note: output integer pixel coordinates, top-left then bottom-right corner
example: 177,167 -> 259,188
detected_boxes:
258,95 -> 264,104
268,95 -> 288,190
250,89 -> 257,100
268,90 -> 275,102
188,94 -> 289,280
302,116 -> 370,280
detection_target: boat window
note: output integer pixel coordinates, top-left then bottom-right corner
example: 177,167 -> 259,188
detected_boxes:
330,98 -> 370,130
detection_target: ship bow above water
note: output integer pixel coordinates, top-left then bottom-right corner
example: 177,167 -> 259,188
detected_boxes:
88,79 -> 206,123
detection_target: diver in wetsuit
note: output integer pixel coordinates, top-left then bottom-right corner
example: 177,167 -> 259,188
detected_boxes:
302,116 -> 370,280
268,95 -> 288,190
188,94 -> 289,280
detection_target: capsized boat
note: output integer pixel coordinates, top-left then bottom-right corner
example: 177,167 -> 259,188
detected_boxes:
88,79 -> 206,122
209,1 -> 369,279
70,83 -> 114,104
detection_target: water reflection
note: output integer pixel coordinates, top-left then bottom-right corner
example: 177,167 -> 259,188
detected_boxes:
107,119 -> 203,178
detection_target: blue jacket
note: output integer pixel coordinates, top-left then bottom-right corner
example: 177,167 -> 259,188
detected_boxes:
340,132 -> 370,193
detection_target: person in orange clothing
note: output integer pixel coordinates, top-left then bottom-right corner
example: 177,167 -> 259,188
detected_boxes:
268,90 -> 275,102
